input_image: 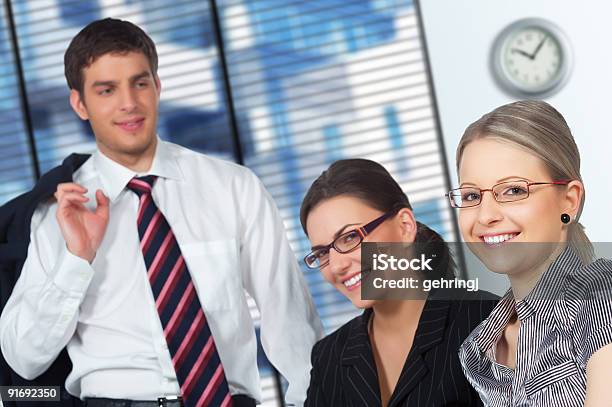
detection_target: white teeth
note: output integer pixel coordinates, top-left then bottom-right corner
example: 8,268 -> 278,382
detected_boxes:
119,119 -> 142,128
343,273 -> 362,288
483,233 -> 517,245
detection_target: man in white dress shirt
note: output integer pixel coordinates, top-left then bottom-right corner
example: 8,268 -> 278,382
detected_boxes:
0,18 -> 322,407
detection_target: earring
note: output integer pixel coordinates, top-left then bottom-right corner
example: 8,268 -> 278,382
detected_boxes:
561,213 -> 571,224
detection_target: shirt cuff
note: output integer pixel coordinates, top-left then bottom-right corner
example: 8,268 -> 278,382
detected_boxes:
52,246 -> 95,295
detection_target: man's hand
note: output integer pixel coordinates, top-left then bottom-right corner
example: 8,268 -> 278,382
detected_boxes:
54,183 -> 110,263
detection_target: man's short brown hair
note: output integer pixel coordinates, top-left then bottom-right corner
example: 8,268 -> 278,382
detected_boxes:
64,18 -> 158,96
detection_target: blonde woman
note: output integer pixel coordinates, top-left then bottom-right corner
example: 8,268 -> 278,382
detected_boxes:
450,100 -> 612,406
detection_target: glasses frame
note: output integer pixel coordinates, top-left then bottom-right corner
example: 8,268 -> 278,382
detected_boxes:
303,207 -> 402,269
446,180 -> 570,208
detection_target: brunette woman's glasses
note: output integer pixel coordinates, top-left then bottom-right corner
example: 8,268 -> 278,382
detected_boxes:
304,207 -> 401,269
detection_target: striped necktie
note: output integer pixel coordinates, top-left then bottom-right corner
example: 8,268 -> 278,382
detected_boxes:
127,175 -> 233,407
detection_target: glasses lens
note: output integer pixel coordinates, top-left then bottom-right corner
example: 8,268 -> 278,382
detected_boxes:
449,188 -> 481,208
493,181 -> 529,202
305,248 -> 329,268
334,230 -> 362,253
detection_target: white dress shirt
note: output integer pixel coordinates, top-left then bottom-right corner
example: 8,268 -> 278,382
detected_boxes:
0,138 -> 323,405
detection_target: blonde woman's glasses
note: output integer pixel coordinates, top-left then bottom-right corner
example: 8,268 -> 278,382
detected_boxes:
447,180 -> 570,209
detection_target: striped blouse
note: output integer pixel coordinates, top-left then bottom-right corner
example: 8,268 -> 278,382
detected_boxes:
458,247 -> 612,406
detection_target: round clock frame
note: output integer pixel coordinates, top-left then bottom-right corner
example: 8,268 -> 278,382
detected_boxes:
491,18 -> 573,98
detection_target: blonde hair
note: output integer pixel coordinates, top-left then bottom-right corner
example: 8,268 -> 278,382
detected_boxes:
456,100 -> 594,263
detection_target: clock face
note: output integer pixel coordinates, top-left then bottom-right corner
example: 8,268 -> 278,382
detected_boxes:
493,19 -> 572,96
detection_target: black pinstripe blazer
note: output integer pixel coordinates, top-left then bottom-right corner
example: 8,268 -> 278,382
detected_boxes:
305,291 -> 498,407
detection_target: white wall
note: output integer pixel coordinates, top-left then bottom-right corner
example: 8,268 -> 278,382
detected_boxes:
420,0 -> 612,243
419,1 -> 612,291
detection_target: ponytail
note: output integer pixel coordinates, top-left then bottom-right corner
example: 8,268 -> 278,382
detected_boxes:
569,222 -> 595,264
415,221 -> 456,279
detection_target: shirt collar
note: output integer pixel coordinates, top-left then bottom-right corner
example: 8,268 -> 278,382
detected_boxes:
475,289 -> 515,355
474,246 -> 583,354
519,245 -> 583,319
93,137 -> 183,202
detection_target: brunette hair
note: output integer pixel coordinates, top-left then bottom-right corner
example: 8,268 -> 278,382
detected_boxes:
64,18 -> 158,96
300,158 -> 455,278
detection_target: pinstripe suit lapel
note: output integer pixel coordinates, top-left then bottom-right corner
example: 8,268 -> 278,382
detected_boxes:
388,300 -> 451,407
341,308 -> 382,407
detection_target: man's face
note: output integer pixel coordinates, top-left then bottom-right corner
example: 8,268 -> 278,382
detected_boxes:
70,51 -> 161,164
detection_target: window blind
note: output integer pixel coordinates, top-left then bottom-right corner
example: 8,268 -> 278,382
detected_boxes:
0,1 -> 35,205
0,1 -> 456,405
218,0 -> 454,335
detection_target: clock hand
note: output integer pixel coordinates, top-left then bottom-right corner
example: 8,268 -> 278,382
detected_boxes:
531,36 -> 547,59
511,48 -> 533,59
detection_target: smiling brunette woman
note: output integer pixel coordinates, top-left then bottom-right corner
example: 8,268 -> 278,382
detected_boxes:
301,158 -> 497,407
452,100 -> 612,407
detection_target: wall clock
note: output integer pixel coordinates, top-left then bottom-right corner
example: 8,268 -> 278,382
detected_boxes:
492,18 -> 572,97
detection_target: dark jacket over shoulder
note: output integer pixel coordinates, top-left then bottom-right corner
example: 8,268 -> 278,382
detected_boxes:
305,290 -> 498,407
0,153 -> 90,407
